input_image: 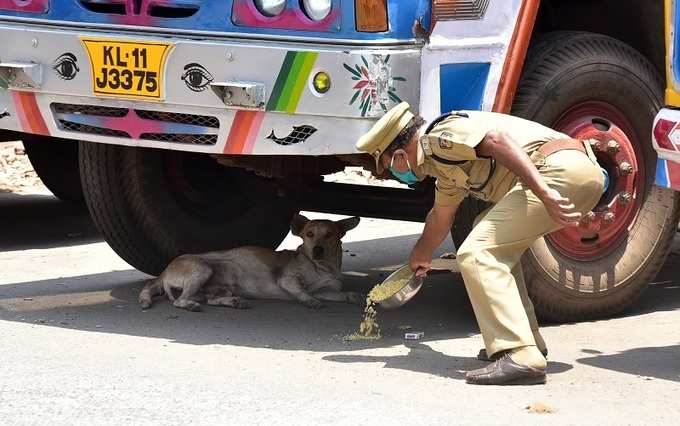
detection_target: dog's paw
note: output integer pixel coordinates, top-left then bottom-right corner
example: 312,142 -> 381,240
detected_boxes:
346,292 -> 365,306
185,301 -> 202,312
139,295 -> 153,309
304,298 -> 324,309
174,299 -> 202,312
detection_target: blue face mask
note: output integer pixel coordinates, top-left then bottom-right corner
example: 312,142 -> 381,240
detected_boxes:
389,154 -> 420,185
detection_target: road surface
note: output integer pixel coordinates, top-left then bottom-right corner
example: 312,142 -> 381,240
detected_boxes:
1,191 -> 679,425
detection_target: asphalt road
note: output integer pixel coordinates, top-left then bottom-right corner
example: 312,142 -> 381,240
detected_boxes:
1,191 -> 679,425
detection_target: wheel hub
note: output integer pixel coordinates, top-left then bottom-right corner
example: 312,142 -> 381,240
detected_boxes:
548,102 -> 644,259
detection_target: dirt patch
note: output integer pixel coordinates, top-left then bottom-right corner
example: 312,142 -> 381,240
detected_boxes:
525,402 -> 555,414
1,149 -> 398,196
324,166 -> 407,189
0,141 -> 48,194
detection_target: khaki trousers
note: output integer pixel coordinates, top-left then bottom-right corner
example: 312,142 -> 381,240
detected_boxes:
457,148 -> 604,357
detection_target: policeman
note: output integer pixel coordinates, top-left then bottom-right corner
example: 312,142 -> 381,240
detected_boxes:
356,102 -> 604,385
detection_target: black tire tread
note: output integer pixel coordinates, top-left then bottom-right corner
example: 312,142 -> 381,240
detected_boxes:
528,188 -> 680,322
452,198 -> 490,249
79,142 -> 160,273
513,32 -> 663,118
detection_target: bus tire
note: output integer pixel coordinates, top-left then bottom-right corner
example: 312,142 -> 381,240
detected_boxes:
451,198 -> 489,250
79,141 -> 296,276
511,31 -> 680,321
22,136 -> 84,203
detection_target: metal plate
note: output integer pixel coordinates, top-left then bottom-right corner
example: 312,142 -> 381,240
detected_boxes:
81,38 -> 173,100
210,81 -> 266,110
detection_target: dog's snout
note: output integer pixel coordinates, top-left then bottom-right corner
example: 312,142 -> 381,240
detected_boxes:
312,246 -> 324,259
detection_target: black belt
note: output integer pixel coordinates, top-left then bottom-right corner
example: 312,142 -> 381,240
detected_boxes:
424,111 -> 469,134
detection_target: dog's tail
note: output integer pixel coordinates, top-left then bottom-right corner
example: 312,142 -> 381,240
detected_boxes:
139,278 -> 164,309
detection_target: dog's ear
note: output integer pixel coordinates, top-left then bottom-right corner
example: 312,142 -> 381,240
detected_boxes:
336,216 -> 360,236
291,214 -> 309,236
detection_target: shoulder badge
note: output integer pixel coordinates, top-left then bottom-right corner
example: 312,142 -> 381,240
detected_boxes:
438,131 -> 454,149
419,135 -> 432,154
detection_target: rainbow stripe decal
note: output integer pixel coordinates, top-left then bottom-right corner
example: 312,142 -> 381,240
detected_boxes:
224,110 -> 265,154
12,91 -> 49,135
266,51 -> 318,113
224,51 -> 318,153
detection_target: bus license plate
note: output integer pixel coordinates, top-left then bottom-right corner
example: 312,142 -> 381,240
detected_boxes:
81,38 -> 173,100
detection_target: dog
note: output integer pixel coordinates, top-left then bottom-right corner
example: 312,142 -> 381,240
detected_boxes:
138,214 -> 363,311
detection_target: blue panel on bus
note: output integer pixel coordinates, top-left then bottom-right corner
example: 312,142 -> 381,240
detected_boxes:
439,63 -> 491,113
0,0 -> 432,42
656,158 -> 670,188
675,2 -> 680,86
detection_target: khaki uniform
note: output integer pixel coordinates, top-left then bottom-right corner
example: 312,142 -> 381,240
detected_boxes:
419,111 -> 604,357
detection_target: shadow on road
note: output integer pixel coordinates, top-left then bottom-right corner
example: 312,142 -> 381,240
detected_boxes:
0,237 -> 477,353
323,342 -> 573,379
1,191 -> 678,382
0,192 -> 100,250
577,344 -> 680,382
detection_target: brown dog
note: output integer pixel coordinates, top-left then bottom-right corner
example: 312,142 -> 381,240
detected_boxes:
138,214 -> 363,311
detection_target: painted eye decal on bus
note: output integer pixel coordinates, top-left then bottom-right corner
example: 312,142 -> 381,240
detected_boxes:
52,53 -> 80,80
181,63 -> 214,92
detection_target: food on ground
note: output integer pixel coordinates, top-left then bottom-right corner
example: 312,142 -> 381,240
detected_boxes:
344,277 -> 411,341
525,402 -> 555,414
343,297 -> 380,341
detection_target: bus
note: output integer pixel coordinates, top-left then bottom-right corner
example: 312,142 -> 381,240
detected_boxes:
1,0 -> 677,321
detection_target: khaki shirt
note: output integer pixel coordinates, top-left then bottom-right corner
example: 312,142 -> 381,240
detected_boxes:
417,111 -> 569,206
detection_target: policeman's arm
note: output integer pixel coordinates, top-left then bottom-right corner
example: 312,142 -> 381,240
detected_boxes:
476,131 -> 582,226
410,203 -> 459,274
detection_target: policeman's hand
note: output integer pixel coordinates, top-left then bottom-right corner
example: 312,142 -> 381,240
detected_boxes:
540,187 -> 582,227
409,246 -> 432,277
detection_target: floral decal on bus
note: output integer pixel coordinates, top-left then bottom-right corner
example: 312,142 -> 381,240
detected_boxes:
343,55 -> 405,117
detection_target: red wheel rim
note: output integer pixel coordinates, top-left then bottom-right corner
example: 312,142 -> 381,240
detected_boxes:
547,102 -> 645,260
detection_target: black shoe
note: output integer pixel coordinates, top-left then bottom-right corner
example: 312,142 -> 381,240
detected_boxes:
465,353 -> 547,385
477,347 -> 548,362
